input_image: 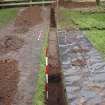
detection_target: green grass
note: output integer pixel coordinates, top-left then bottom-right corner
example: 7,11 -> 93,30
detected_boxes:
33,29 -> 48,105
59,8 -> 105,29
85,30 -> 105,59
0,8 -> 19,27
71,11 -> 105,29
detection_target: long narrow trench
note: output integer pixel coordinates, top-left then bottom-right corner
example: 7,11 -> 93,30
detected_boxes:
47,7 -> 67,105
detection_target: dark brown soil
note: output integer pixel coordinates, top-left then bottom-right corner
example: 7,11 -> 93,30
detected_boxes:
0,59 -> 19,105
48,74 -> 61,83
48,29 -> 66,105
47,8 -> 66,105
48,80 -> 65,105
50,7 -> 56,27
0,35 -> 24,55
62,2 -> 96,8
14,6 -> 43,33
48,29 -> 60,76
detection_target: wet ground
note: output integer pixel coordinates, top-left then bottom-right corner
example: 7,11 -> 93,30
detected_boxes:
58,30 -> 105,105
0,6 -> 49,105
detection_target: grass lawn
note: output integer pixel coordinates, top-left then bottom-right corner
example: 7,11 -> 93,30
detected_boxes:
59,8 -> 105,30
59,7 -> 105,59
85,30 -> 105,59
33,29 -> 48,105
0,8 -> 19,27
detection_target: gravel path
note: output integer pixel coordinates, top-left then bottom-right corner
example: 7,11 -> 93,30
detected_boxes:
58,30 -> 105,105
0,7 -> 50,105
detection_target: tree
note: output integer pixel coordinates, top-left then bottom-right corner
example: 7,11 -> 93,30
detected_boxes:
96,0 -> 100,6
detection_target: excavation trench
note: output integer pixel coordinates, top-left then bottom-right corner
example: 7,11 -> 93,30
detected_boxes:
47,7 -> 66,105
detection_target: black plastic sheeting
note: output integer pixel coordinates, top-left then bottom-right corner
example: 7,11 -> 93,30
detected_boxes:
58,30 -> 105,105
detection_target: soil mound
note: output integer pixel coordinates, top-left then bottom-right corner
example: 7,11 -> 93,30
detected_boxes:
14,6 -> 43,33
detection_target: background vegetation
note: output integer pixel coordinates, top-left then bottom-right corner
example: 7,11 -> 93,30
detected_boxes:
0,8 -> 19,27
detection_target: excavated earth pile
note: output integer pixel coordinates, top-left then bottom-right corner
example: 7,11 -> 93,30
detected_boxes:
14,6 -> 43,33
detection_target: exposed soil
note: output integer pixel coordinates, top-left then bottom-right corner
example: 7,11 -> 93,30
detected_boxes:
0,35 -> 24,55
47,8 -> 66,105
48,28 -> 66,105
62,2 -> 96,8
50,7 -> 56,27
14,6 -> 43,33
48,74 -> 61,83
48,79 -> 65,105
0,59 -> 19,105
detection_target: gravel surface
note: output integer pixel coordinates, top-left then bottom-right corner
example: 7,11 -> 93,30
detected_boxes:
58,30 -> 105,105
0,6 -> 50,105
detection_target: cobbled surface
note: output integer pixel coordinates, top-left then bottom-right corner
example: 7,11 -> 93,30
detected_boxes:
58,30 -> 105,105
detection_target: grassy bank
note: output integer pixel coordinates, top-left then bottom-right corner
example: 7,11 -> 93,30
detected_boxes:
0,8 -> 19,27
33,29 -> 48,105
59,7 -> 105,59
59,8 -> 105,30
85,30 -> 105,59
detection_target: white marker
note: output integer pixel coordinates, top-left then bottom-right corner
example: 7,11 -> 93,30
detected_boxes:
37,31 -> 42,40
